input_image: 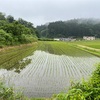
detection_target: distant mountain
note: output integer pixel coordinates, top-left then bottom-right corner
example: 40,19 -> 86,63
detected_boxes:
36,18 -> 100,38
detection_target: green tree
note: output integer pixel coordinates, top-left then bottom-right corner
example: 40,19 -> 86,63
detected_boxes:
0,29 -> 13,45
7,15 -> 14,23
0,12 -> 5,20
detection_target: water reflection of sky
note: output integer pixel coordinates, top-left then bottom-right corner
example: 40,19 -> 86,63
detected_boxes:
0,50 -> 100,97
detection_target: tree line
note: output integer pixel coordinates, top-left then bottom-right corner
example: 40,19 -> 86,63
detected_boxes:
37,19 -> 100,38
0,12 -> 39,47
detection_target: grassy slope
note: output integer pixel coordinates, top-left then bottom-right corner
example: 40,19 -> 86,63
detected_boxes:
37,41 -> 93,57
0,43 -> 38,71
71,40 -> 100,57
73,40 -> 100,49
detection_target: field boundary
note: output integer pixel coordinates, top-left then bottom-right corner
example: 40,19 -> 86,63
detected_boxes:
0,42 -> 38,52
75,44 -> 100,57
77,45 -> 100,52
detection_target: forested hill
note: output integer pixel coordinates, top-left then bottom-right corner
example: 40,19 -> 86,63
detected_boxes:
37,19 -> 100,38
0,12 -> 39,47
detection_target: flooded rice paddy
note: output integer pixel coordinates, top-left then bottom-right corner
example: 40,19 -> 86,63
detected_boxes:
0,50 -> 100,97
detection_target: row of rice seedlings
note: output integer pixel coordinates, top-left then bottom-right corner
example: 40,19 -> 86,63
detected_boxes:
67,56 -> 99,79
15,44 -> 100,97
23,51 -> 47,77
20,50 -> 99,80
47,41 -> 95,57
50,43 -> 64,55
0,44 -> 29,55
1,41 -> 100,97
0,43 -> 38,70
74,40 -> 100,49
33,51 -> 48,77
65,57 -> 89,78
20,50 -> 42,77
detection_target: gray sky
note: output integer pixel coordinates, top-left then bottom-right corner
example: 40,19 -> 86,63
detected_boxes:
0,0 -> 100,26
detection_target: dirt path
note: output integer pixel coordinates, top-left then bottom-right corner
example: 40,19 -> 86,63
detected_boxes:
77,45 -> 100,52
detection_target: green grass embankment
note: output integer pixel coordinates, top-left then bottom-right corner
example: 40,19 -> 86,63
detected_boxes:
0,42 -> 38,71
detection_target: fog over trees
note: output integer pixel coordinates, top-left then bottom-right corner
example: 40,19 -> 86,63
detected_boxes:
37,19 -> 100,38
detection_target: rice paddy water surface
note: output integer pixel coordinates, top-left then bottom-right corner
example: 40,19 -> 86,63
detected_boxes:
0,41 -> 100,97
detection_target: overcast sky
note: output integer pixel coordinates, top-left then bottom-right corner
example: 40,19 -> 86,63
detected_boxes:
0,0 -> 100,26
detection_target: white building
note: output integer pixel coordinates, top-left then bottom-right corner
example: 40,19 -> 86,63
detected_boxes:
54,38 -> 60,41
54,37 -> 76,41
83,36 -> 95,40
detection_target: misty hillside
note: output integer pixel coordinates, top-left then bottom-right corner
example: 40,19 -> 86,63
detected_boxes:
37,18 -> 100,38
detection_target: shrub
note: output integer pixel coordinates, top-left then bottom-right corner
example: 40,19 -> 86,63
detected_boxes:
52,64 -> 100,100
0,81 -> 25,100
0,29 -> 13,45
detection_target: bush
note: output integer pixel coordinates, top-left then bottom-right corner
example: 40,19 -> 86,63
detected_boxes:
0,81 -> 25,100
0,81 -> 46,100
52,64 -> 100,100
19,34 -> 37,43
0,29 -> 13,45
